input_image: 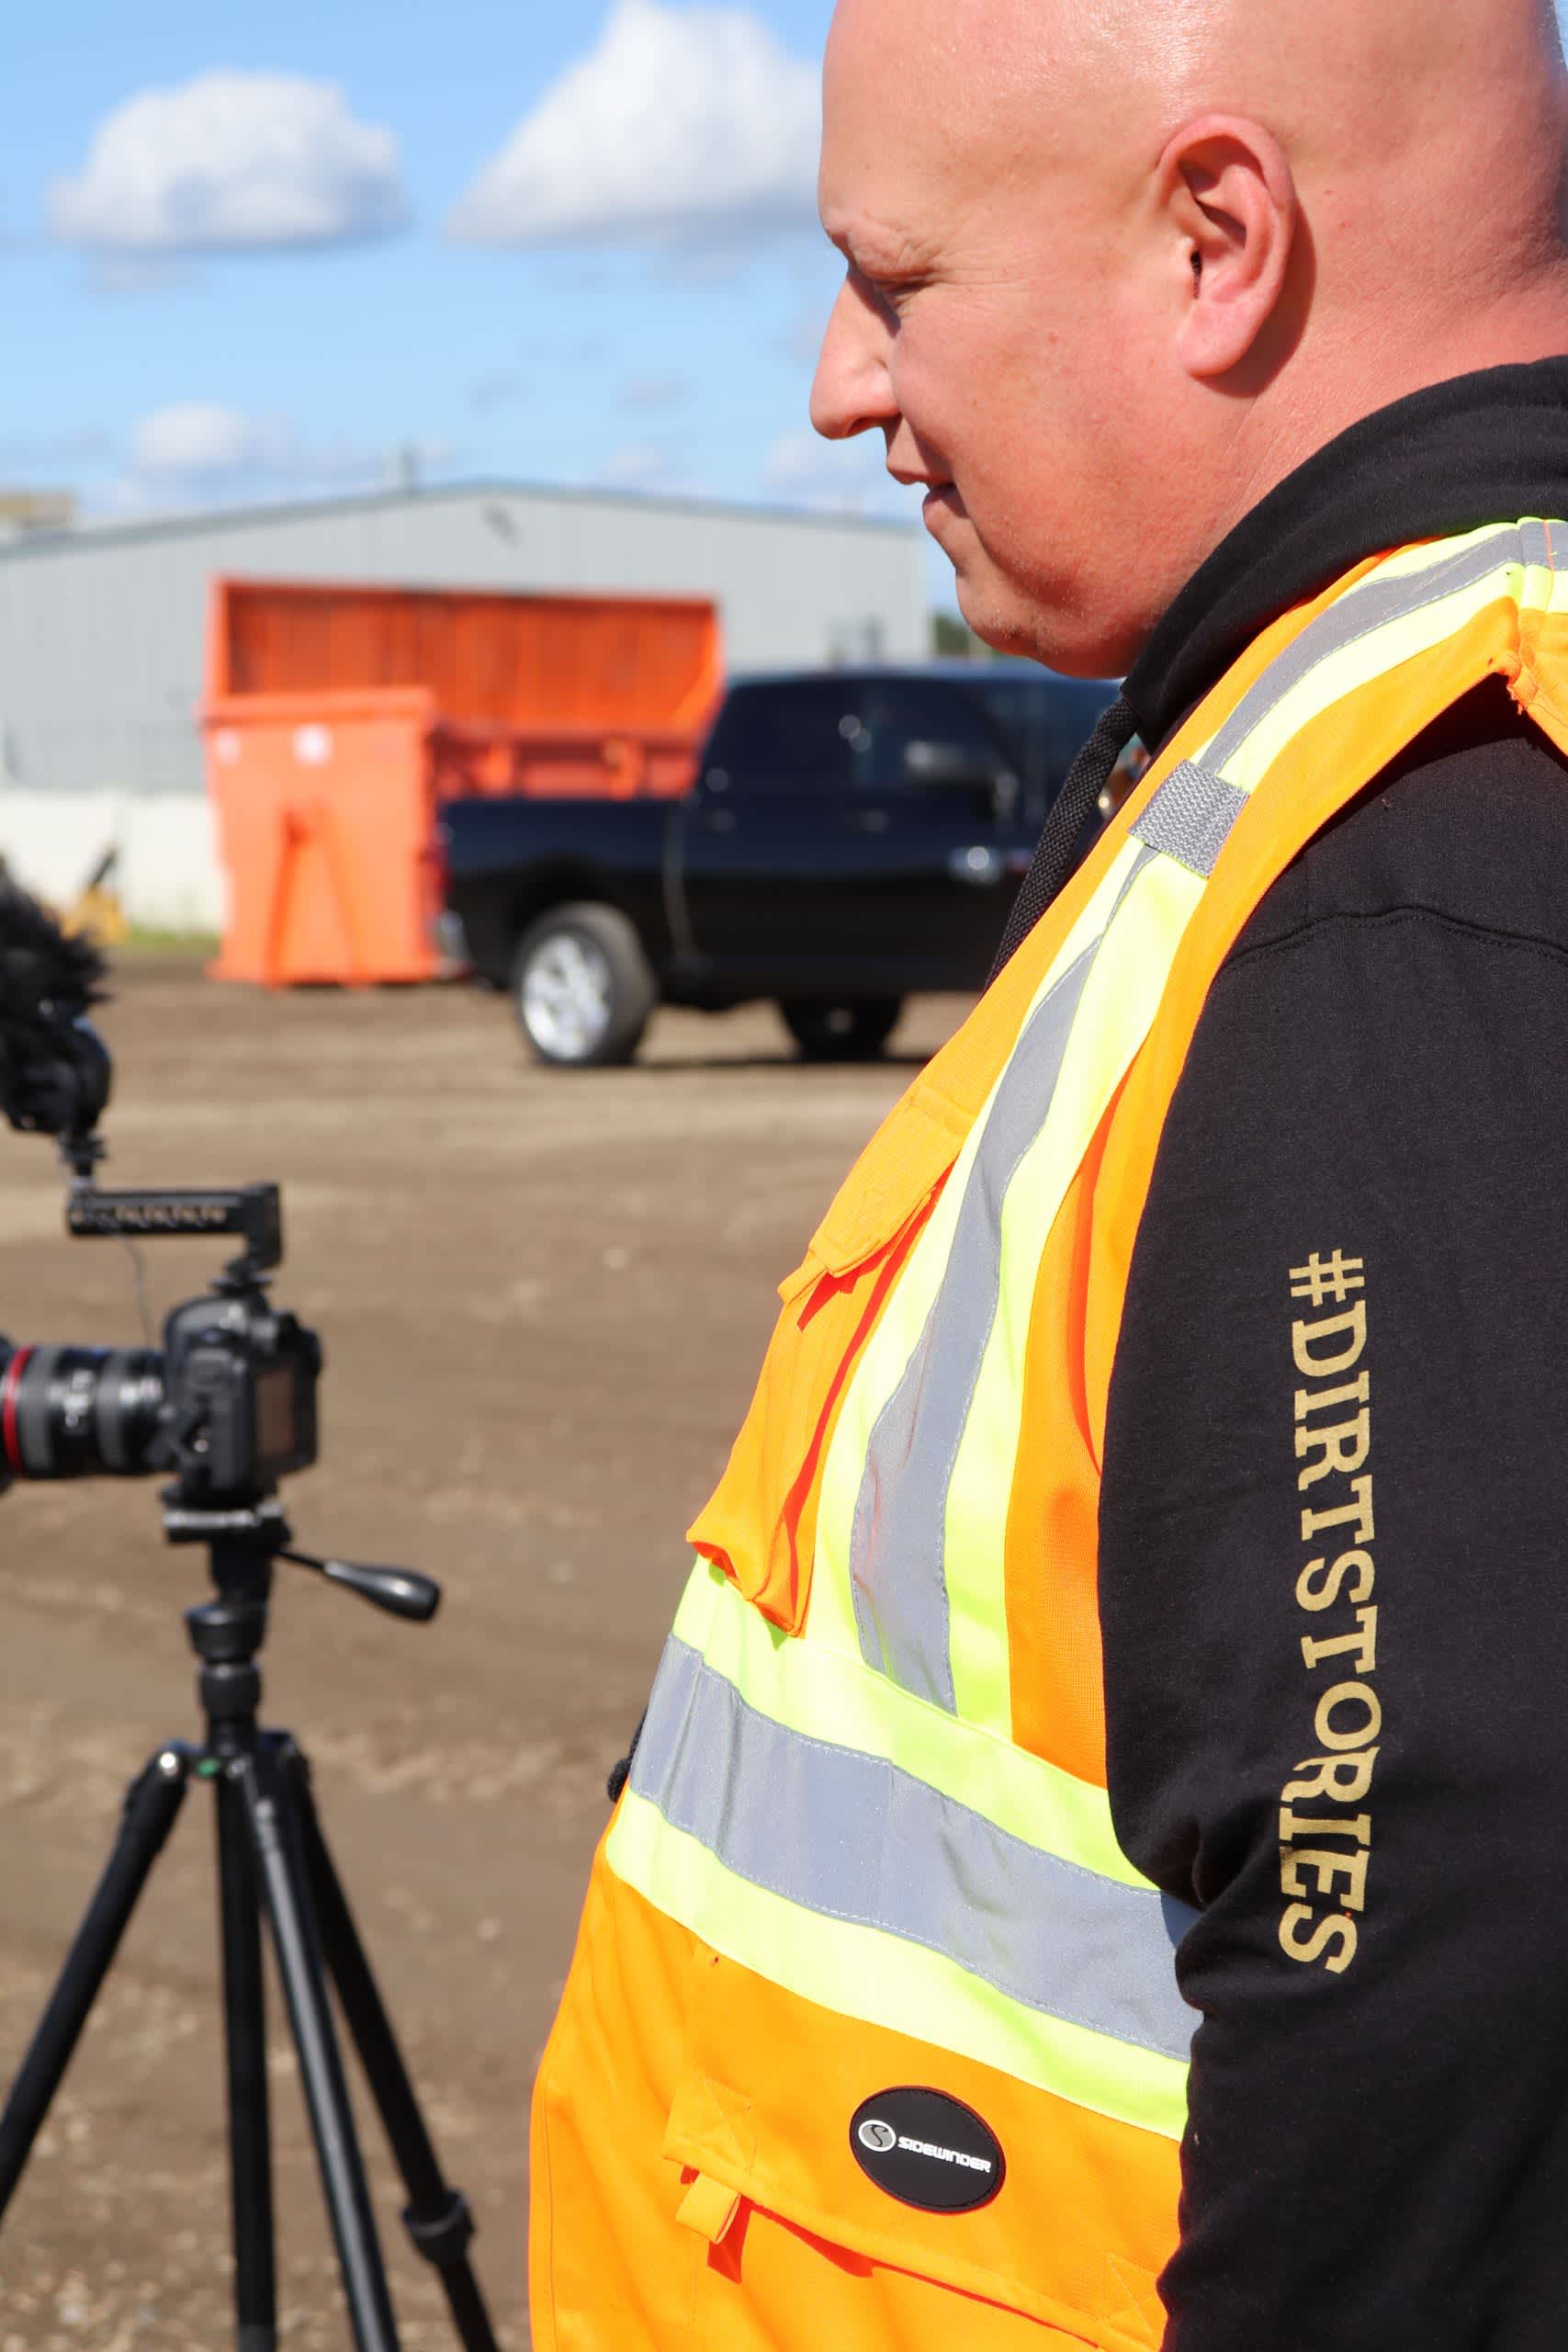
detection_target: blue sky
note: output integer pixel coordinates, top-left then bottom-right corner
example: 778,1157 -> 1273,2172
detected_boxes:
1,0 -> 885,527
7,3 -> 1568,565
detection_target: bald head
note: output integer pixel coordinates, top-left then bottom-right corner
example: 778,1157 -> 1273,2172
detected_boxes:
1071,0 -> 1565,303
812,0 -> 1568,669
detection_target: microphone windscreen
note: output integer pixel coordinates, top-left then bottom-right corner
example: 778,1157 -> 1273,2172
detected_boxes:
0,886 -> 107,1033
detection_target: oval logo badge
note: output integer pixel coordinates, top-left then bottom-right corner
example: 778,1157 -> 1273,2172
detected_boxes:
849,2087 -> 1005,2214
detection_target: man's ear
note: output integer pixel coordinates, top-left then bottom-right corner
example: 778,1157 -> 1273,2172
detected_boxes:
1157,115 -> 1298,381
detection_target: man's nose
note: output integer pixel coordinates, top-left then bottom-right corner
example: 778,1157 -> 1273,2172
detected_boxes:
810,272 -> 898,442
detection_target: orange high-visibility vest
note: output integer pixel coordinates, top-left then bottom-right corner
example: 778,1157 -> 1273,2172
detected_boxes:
531,523 -> 1568,2351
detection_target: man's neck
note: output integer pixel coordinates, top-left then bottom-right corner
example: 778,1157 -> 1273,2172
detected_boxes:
1207,283 -> 1568,571
1122,356 -> 1568,753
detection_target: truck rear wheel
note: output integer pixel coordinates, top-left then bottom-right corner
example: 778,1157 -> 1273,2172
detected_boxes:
512,903 -> 656,1069
778,996 -> 904,1064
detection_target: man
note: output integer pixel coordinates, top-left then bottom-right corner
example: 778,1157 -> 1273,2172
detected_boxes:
532,2 -> 1568,2344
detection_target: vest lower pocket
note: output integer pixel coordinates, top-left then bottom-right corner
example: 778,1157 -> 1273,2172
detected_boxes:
663,1946 -> 1175,2352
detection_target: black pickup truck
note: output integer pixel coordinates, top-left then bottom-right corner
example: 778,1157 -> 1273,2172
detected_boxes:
440,662 -> 1120,1067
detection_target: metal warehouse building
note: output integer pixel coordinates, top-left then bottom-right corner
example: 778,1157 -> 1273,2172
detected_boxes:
0,481 -> 926,930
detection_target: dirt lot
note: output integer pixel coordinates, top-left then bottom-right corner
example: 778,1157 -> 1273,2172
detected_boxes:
0,960 -> 967,2351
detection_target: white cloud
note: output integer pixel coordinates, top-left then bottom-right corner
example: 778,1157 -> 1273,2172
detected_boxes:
131,401 -> 285,483
761,429 -> 906,516
447,0 -> 819,254
113,402 -> 451,512
51,72 -> 408,254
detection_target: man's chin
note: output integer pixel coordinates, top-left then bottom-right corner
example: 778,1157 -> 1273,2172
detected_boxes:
933,511 -> 1039,656
953,567 -> 1044,662
927,504 -> 1001,628
953,555 -> 1131,675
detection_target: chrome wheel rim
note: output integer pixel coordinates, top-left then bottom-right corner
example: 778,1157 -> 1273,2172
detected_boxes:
522,933 -> 614,1061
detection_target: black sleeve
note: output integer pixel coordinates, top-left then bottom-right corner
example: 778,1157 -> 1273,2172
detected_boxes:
1098,712 -> 1568,2352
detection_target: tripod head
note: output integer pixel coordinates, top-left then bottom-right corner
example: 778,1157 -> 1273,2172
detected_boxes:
176,1501 -> 440,1781
164,1493 -> 442,1623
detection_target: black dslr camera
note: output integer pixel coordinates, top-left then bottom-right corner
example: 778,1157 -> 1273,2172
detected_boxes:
0,888 -> 320,1516
0,1183 -> 320,1505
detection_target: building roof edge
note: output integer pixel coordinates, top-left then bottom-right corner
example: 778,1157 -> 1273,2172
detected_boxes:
0,475 -> 921,564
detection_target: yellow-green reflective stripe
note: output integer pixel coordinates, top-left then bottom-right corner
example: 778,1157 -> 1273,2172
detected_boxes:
944,853 -> 1207,1728
627,1631 -> 1194,2058
851,882 -> 1150,1713
607,1792 -> 1189,2143
1202,524 -> 1527,779
818,842 -> 1161,1712
1318,522 -> 1518,596
811,837 -> 1154,1675
1208,529 -> 1556,792
672,1559 -> 1147,1888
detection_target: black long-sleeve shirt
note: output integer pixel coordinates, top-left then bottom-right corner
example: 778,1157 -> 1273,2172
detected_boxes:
1098,360 -> 1568,2351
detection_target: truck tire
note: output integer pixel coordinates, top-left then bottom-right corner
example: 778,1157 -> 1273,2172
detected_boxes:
512,903 -> 656,1069
778,996 -> 904,1063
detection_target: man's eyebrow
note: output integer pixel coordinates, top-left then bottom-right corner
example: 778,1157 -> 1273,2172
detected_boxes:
825,217 -> 918,277
818,206 -> 859,259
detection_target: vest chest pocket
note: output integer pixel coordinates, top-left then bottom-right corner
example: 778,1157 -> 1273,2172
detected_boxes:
688,1160 -> 953,1636
686,994 -> 1040,1632
663,1945 -> 1173,2352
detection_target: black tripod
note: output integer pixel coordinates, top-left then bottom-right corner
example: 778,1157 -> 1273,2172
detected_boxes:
0,1511 -> 501,2352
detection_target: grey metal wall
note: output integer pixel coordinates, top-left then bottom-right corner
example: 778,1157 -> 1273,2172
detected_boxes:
0,482 -> 927,797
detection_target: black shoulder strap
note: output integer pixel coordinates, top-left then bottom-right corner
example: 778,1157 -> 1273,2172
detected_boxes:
988,695 -> 1137,981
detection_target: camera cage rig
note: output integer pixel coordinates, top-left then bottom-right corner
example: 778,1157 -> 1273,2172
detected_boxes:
65,1178 -> 284,1285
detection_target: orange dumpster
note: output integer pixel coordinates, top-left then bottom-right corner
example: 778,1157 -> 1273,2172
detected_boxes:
203,577 -> 722,986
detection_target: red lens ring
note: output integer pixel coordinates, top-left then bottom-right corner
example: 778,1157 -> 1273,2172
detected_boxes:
1,1345 -> 34,1472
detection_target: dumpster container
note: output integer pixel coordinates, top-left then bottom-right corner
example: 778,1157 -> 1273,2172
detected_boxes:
203,577 -> 722,985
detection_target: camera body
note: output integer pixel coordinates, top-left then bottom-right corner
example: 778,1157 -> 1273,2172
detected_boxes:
0,1184 -> 321,1506
159,1283 -> 321,1498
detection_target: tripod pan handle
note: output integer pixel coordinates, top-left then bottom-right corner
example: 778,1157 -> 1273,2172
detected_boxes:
280,1547 -> 443,1622
321,1558 -> 442,1621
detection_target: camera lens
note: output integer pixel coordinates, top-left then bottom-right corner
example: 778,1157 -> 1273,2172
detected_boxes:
0,1341 -> 164,1480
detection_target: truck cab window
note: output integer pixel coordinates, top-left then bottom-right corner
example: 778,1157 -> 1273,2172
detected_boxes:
975,676 -> 1122,823
701,683 -> 862,795
858,680 -> 1011,801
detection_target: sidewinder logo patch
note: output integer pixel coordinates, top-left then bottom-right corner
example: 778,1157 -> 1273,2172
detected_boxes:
849,2087 -> 1005,2214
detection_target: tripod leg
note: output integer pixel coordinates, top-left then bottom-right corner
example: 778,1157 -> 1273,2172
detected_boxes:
0,1745 -> 191,2220
282,1742 -> 500,2352
239,1740 -> 400,2352
215,1764 -> 276,2352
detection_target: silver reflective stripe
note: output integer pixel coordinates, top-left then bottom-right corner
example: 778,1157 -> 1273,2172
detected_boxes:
850,848 -> 1157,1707
1521,517 -> 1556,574
1132,761 -> 1247,876
631,1634 -> 1199,2063
1203,525 -> 1548,775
